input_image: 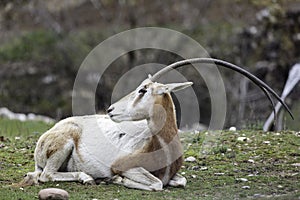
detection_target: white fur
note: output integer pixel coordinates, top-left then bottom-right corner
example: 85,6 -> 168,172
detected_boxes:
23,79 -> 190,190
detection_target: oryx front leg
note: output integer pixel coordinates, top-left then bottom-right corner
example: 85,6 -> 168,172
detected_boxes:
41,171 -> 95,185
168,173 -> 187,187
113,167 -> 163,191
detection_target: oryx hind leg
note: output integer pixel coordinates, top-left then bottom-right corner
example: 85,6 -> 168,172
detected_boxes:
113,167 -> 163,191
39,141 -> 95,185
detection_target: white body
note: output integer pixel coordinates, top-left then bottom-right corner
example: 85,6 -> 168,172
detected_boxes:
38,115 -> 149,178
21,79 -> 189,191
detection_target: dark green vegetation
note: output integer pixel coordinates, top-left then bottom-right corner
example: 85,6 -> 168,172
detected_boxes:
0,119 -> 299,199
0,1 -> 299,129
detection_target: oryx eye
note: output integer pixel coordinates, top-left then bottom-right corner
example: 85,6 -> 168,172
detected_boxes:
138,88 -> 147,94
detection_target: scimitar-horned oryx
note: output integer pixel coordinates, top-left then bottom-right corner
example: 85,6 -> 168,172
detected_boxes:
19,58 -> 293,191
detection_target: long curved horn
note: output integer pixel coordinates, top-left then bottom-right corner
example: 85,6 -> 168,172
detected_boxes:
149,58 -> 294,120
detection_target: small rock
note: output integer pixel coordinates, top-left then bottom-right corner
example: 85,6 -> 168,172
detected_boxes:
184,156 -> 196,162
191,175 -> 197,178
291,173 -> 298,176
200,166 -> 208,171
15,136 -> 21,140
214,173 -> 225,176
237,137 -> 249,142
236,178 -> 248,182
248,159 -> 255,164
253,194 -> 265,198
242,186 -> 250,189
263,141 -> 270,144
38,188 -> 69,200
229,126 -> 236,131
181,172 -> 186,175
291,163 -> 300,167
277,185 -> 283,188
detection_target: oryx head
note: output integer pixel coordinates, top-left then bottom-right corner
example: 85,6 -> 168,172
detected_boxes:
107,78 -> 192,122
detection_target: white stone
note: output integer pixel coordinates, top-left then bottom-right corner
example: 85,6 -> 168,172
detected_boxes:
184,156 -> 196,162
200,167 -> 208,171
237,137 -> 249,142
38,188 -> 69,200
236,178 -> 248,182
242,186 -> 250,189
214,173 -> 225,176
291,163 -> 300,167
229,127 -> 237,131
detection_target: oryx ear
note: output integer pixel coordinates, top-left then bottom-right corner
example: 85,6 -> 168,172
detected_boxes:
155,82 -> 193,95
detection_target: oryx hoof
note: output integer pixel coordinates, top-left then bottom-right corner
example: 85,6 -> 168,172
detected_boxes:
83,179 -> 96,185
150,181 -> 163,191
112,175 -> 123,185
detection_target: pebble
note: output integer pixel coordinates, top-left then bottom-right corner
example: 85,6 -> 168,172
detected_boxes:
184,156 -> 196,162
253,193 -> 265,198
214,173 -> 225,176
229,126 -> 236,131
200,167 -> 208,171
237,137 -> 249,142
242,186 -> 250,189
248,159 -> 255,164
291,163 -> 300,167
236,178 -> 248,182
38,188 -> 69,200
191,166 -> 199,170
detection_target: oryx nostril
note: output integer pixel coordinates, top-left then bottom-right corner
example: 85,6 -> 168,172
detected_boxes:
107,107 -> 114,114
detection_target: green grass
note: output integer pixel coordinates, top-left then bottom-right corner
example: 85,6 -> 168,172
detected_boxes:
0,118 -> 53,137
0,118 -> 299,199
